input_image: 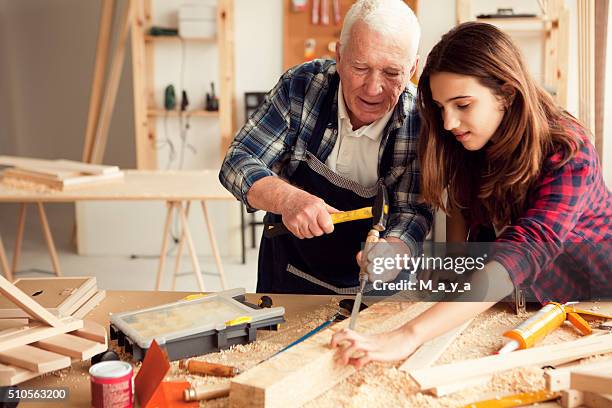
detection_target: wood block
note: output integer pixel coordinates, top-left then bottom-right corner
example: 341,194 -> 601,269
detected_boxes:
229,301 -> 434,408
35,333 -> 107,360
0,319 -> 29,331
0,274 -> 64,327
583,392 -> 612,408
72,290 -> 106,319
410,334 -> 612,391
399,318 -> 473,373
570,371 -> 612,394
561,390 -> 584,408
0,362 -> 39,387
546,359 -> 612,391
0,277 -> 96,318
0,317 -> 83,353
0,344 -> 70,372
71,320 -> 108,345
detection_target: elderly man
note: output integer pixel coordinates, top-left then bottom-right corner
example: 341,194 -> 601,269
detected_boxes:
219,0 -> 432,294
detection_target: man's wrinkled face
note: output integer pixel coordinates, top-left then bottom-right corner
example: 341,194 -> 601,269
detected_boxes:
336,21 -> 416,129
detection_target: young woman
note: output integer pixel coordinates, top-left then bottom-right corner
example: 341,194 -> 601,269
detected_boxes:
331,22 -> 612,367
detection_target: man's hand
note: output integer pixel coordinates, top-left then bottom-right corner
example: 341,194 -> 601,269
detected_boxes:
330,327 -> 420,369
356,237 -> 410,283
280,188 -> 339,239
247,176 -> 339,239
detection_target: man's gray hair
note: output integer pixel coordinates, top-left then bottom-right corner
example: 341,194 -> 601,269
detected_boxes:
339,0 -> 420,60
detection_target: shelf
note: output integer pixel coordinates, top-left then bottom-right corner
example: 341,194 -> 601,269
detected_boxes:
144,35 -> 216,43
147,109 -> 219,117
476,16 -> 550,33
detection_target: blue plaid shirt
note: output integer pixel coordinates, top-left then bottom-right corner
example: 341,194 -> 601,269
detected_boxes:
219,60 -> 432,254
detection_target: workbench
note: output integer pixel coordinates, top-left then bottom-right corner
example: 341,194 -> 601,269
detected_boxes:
15,291 -> 611,408
0,170 -> 235,291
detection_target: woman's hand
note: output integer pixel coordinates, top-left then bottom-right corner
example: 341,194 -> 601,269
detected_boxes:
330,327 -> 421,369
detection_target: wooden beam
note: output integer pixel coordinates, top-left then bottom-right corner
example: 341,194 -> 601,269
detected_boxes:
0,317 -> 82,353
0,275 -> 64,328
0,345 -> 70,373
229,301 -> 434,408
0,234 -> 11,282
546,359 -> 612,391
410,334 -> 612,391
34,333 -> 107,360
90,0 -> 134,164
218,0 -> 236,157
561,390 -> 584,408
570,371 -> 612,395
70,320 -> 108,345
131,0 -> 156,169
583,392 -> 612,408
83,0 -> 115,164
71,290 -> 107,319
399,318 -> 472,373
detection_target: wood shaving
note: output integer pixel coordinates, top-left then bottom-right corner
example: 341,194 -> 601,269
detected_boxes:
108,300 -> 610,407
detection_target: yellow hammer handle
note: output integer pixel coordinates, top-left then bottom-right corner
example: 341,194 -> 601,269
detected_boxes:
464,390 -> 560,408
330,207 -> 373,224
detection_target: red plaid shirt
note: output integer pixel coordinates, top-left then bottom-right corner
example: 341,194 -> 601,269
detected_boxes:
492,121 -> 612,303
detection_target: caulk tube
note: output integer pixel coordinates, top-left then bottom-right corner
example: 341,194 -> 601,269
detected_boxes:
498,302 -> 566,354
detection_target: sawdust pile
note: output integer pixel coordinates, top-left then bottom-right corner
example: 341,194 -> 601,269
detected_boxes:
108,300 -> 608,407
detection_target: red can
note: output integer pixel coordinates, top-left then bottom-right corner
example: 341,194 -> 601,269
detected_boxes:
90,361 -> 134,408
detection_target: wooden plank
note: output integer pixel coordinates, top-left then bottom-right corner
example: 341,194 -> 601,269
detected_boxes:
2,168 -> 124,190
0,345 -> 70,373
0,274 -> 64,327
0,156 -> 118,175
131,0 -> 156,170
0,362 -> 40,387
546,359 -> 612,391
0,319 -> 29,331
90,0 -> 134,164
583,392 -> 612,408
218,0 -> 236,157
0,317 -> 82,353
35,333 -> 107,360
432,374 -> 491,397
0,234 -> 11,282
70,320 -> 108,345
83,0 -> 115,164
399,318 -> 472,373
229,301 -> 434,408
0,277 -> 96,318
71,290 -> 106,319
409,334 -> 612,391
570,371 -> 612,395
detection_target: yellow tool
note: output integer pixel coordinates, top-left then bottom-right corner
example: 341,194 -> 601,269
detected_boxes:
498,302 -> 595,354
464,390 -> 560,408
264,205 -> 388,238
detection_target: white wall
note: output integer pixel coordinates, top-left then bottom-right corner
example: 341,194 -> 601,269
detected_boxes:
77,0 -> 283,257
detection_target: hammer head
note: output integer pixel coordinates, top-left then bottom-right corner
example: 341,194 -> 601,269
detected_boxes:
372,184 -> 389,232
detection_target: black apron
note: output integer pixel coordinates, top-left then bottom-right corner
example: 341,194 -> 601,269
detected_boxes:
257,74 -> 396,294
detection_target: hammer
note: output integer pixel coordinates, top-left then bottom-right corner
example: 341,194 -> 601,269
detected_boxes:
348,184 -> 389,330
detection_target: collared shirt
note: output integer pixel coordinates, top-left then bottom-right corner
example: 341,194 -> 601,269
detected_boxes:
219,59 -> 432,254
491,120 -> 612,303
325,81 -> 394,187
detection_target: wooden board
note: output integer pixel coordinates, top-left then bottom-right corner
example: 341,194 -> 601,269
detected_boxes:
0,156 -> 119,175
229,301 -> 434,408
70,320 -> 108,345
0,274 -> 64,327
35,333 -> 107,360
0,277 -> 96,318
1,168 -> 125,191
583,392 -> 612,408
0,317 -> 82,353
409,334 -> 612,391
399,318 -> 473,373
72,290 -> 107,319
0,344 -> 71,372
570,371 -> 612,395
546,359 -> 612,391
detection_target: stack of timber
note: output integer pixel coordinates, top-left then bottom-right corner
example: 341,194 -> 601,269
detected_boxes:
0,274 -> 107,386
0,156 -> 124,191
0,277 -> 106,320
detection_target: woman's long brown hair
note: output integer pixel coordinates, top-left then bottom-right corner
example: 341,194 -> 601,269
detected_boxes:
418,22 -> 581,228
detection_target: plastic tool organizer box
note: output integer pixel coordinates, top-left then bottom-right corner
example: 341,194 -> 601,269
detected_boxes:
109,288 -> 285,361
